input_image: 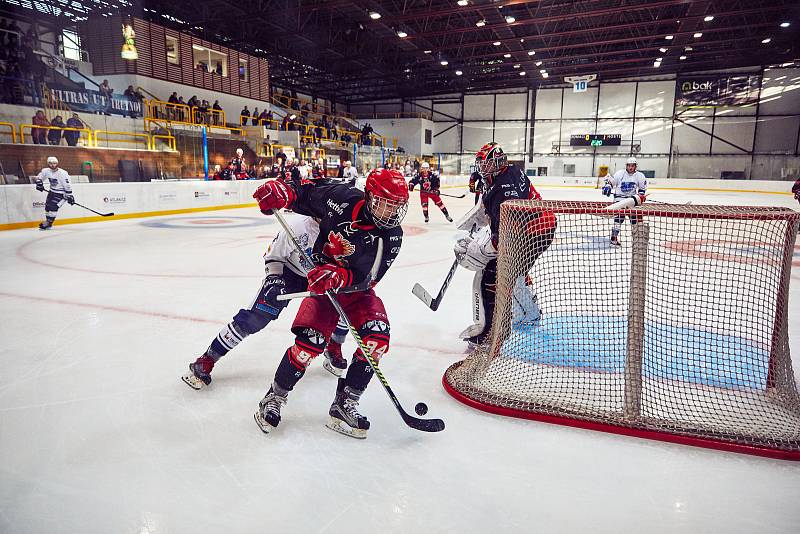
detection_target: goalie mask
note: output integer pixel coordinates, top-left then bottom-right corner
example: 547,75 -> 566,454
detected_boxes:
475,142 -> 507,183
364,168 -> 408,229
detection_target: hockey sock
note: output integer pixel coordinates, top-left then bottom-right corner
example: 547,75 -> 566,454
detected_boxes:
344,358 -> 373,392
275,328 -> 326,390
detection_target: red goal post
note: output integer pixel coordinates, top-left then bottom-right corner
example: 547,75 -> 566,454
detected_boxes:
443,199 -> 800,460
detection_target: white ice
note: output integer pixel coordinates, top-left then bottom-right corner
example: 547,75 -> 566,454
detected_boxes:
0,186 -> 798,534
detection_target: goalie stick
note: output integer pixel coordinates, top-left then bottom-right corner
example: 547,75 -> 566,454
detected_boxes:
42,188 -> 115,217
272,209 -> 445,433
412,224 -> 477,311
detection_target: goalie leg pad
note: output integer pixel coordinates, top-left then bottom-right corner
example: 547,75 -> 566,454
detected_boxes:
459,269 -> 487,340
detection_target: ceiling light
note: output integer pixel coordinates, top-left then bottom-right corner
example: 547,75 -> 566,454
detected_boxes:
493,41 -> 501,46
403,68 -> 411,73
505,16 -> 515,23
424,50 -> 432,54
397,30 -> 407,38
656,57 -> 663,61
456,70 -> 463,75
513,64 -> 520,68
653,61 -> 661,68
665,35 -> 674,40
369,11 -> 381,20
440,60 -> 449,66
780,22 -> 790,28
535,61 -> 542,66
539,69 -> 546,73
685,46 -> 693,51
457,0 -> 468,6
693,32 -> 702,38
761,37 -> 771,44
542,72 -> 549,79
475,20 -> 486,27
520,38 -> 525,43
519,71 -> 526,76
503,53 -> 511,58
679,55 -> 687,60
659,47 -> 667,53
704,16 -> 714,22
528,50 -> 535,55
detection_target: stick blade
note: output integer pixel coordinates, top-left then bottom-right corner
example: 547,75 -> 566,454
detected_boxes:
402,412 -> 445,432
412,283 -> 436,308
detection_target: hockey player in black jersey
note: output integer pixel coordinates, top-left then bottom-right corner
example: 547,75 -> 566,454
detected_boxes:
251,168 -> 409,438
408,162 -> 452,223
454,142 -> 556,346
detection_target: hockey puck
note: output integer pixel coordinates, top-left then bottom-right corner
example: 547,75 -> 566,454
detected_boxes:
414,402 -> 428,416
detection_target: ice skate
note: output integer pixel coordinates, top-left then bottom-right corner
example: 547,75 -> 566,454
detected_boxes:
326,378 -> 369,439
38,221 -> 52,230
254,385 -> 288,434
323,342 -> 347,377
181,354 -> 215,390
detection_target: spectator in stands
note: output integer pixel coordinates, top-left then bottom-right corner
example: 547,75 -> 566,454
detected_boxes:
213,100 -> 222,125
187,95 -> 199,108
258,109 -> 270,126
123,85 -> 140,118
198,99 -> 210,124
31,109 -> 48,144
342,160 -> 358,182
48,115 -> 64,145
177,96 -> 186,121
252,108 -> 260,125
98,79 -> 113,115
240,105 -> 251,126
65,113 -> 84,146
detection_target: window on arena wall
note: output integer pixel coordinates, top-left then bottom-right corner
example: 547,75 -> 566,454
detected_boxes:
192,45 -> 227,76
61,29 -> 83,61
239,59 -> 248,82
166,36 -> 179,65
424,129 -> 432,145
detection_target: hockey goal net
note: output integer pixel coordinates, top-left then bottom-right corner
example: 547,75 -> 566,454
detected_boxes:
443,200 -> 800,459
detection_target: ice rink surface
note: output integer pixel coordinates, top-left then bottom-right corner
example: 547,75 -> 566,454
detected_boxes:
1,185 -> 799,534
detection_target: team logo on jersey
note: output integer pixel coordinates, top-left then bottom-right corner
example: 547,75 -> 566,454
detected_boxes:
323,231 -> 355,263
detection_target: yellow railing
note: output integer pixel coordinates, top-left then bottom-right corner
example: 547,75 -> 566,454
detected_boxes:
146,99 -> 192,124
192,107 -> 226,127
240,116 -> 280,130
272,94 -> 354,120
93,130 -> 151,150
19,124 -> 92,145
0,121 -> 17,143
151,134 -> 177,151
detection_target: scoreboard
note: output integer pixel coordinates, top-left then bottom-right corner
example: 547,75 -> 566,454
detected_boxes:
569,134 -> 622,147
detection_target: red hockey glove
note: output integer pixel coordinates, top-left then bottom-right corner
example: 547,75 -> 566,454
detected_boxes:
253,179 -> 296,214
307,264 -> 353,294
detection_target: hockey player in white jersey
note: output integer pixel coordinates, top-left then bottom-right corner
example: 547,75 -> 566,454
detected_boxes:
181,213 -> 349,390
601,157 -> 647,246
34,156 -> 75,230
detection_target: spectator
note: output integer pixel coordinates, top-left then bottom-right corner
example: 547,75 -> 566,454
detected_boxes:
258,108 -> 269,126
98,79 -> 113,115
240,105 -> 250,126
31,109 -> 48,144
210,100 -> 222,125
187,95 -> 199,108
65,113 -> 84,146
252,108 -> 260,125
177,96 -> 186,121
123,85 -> 140,118
48,115 -> 64,145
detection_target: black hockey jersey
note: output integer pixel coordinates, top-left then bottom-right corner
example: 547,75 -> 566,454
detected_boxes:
408,172 -> 440,193
290,183 -> 403,286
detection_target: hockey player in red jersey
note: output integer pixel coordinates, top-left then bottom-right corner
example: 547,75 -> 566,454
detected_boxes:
408,162 -> 452,223
251,168 -> 409,439
454,142 -> 556,346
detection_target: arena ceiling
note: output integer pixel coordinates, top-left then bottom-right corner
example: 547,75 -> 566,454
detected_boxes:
7,0 -> 800,103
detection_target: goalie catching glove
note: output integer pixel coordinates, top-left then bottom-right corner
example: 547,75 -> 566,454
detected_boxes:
253,179 -> 296,214
454,226 -> 497,271
306,263 -> 353,294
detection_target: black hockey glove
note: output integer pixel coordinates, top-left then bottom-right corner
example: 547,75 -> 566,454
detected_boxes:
65,194 -> 75,205
35,179 -> 45,192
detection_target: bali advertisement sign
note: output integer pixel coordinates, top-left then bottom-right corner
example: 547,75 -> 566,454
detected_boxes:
676,74 -> 760,107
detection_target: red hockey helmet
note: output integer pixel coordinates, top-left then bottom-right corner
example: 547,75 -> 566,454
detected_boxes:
365,168 -> 409,229
475,142 -> 507,182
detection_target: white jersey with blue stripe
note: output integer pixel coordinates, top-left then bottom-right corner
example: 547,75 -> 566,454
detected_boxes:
605,169 -> 647,198
36,167 -> 72,195
263,213 -> 319,277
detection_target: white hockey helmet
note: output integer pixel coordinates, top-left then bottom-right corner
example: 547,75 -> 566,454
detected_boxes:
626,157 -> 638,166
344,160 -> 352,167
421,161 -> 430,169
236,148 -> 244,156
47,156 -> 58,166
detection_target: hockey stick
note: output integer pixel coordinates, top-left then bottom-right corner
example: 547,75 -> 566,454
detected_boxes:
437,192 -> 466,199
276,246 -> 382,302
272,209 -> 445,433
412,224 -> 476,311
43,188 -> 115,217
647,199 -> 693,206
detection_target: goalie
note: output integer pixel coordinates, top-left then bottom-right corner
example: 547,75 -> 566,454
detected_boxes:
454,142 -> 556,346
